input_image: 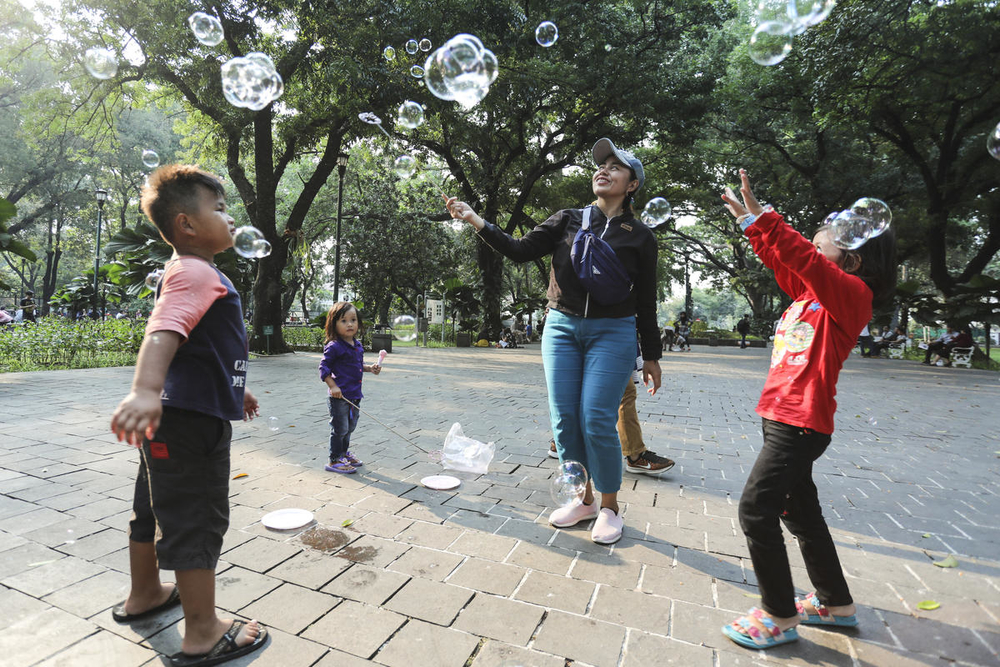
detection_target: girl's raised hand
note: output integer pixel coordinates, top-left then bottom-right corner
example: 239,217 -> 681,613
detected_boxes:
720,169 -> 764,218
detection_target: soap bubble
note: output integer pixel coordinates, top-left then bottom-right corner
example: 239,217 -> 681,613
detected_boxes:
535,21 -> 558,47
604,44 -> 612,52
749,21 -> 793,66
822,211 -> 838,226
405,39 -> 419,55
829,210 -> 870,250
144,269 -> 164,291
481,48 -> 499,83
410,65 -> 424,78
253,239 -> 272,257
423,34 -> 496,108
987,121 -> 1000,160
141,150 -> 160,168
550,460 -> 588,508
419,38 -> 432,52
83,47 -> 118,79
802,0 -> 837,27
233,226 -> 270,258
383,46 -> 396,61
268,416 -> 279,431
188,11 -> 224,46
392,314 -> 418,341
221,52 -> 284,110
397,100 -> 425,129
394,154 -> 417,178
850,197 -> 891,237
640,197 -> 672,228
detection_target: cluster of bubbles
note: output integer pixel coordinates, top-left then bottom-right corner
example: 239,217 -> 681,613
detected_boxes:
83,47 -> 118,80
640,197 -> 672,228
823,197 -> 892,250
187,12 -> 225,47
423,34 -> 499,110
988,120 -> 1000,160
144,268 -> 164,291
221,52 -> 284,111
549,460 -> 588,507
384,37 -> 432,62
232,226 -> 273,258
392,314 -> 418,341
535,21 -> 559,47
141,150 -> 160,169
749,0 -> 837,66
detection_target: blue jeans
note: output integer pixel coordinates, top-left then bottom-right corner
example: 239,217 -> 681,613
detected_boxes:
328,397 -> 360,462
541,309 -> 637,494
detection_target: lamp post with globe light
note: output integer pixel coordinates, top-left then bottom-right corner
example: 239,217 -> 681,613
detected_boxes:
333,153 -> 349,302
94,188 -> 108,319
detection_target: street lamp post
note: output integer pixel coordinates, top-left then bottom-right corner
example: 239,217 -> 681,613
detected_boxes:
94,188 -> 108,319
332,153 -> 350,302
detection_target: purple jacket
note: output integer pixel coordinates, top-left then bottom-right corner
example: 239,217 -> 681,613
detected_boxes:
319,338 -> 364,401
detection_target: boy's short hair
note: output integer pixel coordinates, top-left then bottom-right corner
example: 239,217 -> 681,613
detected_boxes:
139,165 -> 225,243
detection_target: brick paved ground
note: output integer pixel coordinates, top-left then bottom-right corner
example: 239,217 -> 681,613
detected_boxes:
1,344 -> 998,666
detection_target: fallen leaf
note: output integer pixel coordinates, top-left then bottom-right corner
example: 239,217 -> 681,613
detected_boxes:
289,425 -> 296,428
922,533 -> 931,538
933,554 -> 959,568
742,592 -> 762,599
341,519 -> 354,527
232,473 -> 248,480
917,600 -> 940,611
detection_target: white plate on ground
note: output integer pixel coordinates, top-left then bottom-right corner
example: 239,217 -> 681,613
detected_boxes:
421,475 -> 461,490
261,508 -> 314,530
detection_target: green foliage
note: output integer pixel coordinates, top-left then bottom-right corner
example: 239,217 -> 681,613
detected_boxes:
282,325 -> 326,351
0,317 -> 145,371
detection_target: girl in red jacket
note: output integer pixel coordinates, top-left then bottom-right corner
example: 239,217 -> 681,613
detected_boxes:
720,170 -> 896,649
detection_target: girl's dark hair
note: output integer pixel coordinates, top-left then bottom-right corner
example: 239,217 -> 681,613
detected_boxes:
324,301 -> 360,343
819,225 -> 898,308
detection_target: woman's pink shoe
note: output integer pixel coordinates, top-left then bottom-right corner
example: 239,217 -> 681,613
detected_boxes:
548,502 -> 600,528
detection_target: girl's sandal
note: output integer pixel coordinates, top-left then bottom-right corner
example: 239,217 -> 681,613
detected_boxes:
343,451 -> 363,467
722,607 -> 800,649
324,460 -> 356,474
796,593 -> 859,627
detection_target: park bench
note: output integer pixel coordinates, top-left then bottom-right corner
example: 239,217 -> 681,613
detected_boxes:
887,340 -> 906,359
949,346 -> 974,368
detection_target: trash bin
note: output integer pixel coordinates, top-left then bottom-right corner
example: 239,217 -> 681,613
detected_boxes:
371,332 -> 392,353
456,332 -> 472,347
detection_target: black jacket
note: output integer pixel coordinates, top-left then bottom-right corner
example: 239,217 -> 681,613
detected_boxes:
477,206 -> 661,360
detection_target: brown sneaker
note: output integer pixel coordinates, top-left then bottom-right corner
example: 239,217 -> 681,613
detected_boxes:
625,450 -> 675,475
547,439 -> 559,459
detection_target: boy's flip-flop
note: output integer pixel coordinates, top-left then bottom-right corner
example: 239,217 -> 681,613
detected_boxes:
112,585 -> 181,623
169,620 -> 268,667
796,593 -> 859,627
722,607 -> 800,649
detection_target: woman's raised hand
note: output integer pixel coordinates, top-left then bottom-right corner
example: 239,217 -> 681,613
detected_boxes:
443,194 -> 485,229
720,168 -> 764,219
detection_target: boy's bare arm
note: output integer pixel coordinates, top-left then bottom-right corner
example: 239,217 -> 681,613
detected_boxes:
111,330 -> 182,446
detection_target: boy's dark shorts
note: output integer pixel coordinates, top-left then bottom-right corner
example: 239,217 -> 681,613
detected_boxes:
129,406 -> 232,571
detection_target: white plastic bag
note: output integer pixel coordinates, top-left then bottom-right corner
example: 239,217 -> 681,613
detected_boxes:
441,422 -> 494,474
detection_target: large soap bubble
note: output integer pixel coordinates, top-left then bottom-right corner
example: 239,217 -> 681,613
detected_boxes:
397,100 -> 425,129
141,150 -> 160,168
83,47 -> 118,79
535,21 -> 558,47
394,154 -> 417,178
144,269 -> 164,291
233,226 -> 271,258
640,197 -> 672,228
987,121 -> 1000,160
749,21 -> 793,66
188,12 -> 224,46
392,314 -> 418,341
829,210 -> 870,250
221,52 -> 284,111
550,460 -> 588,508
850,197 -> 891,238
424,34 -> 496,110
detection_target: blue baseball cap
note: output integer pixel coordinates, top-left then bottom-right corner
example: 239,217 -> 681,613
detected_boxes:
592,138 -> 644,192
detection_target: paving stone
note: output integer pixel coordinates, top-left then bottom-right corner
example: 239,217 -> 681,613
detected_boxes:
532,609 -> 626,666
881,608 -> 999,666
239,582 -> 340,634
0,507 -> 68,535
622,630 -> 715,667
453,593 -> 545,645
589,586 -> 671,635
513,570 -> 596,614
38,628 -> 158,667
395,520 -> 464,549
641,563 -> 715,605
267,548 -> 352,589
322,563 -> 410,605
213,566 -> 282,612
374,619 -> 479,667
447,531 -> 517,561
506,541 -> 576,576
54,526 -> 125,561
221,536 -> 301,573
311,647 -> 379,667
42,568 -> 130,618
471,640 -> 564,667
334,534 -> 410,568
0,584 -> 52,630
0,606 -> 98,666
447,558 -> 527,596
570,552 -> 642,589
0,541 -> 65,580
345,511 -> 413,539
302,599 -> 406,658
671,599 -> 746,648
444,508 -> 507,533
383,576 -> 474,626
2,554 -> 106,598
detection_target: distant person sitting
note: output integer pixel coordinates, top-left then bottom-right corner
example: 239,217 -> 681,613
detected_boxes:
20,290 -> 36,323
870,326 -> 903,357
674,314 -> 692,351
931,326 -> 973,366
736,314 -> 751,349
662,324 -> 675,351
922,325 -> 957,365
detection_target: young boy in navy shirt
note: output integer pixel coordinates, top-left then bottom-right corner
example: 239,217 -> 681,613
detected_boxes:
110,165 -> 267,666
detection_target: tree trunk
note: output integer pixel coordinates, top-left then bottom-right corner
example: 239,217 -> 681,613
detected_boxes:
478,242 -> 504,340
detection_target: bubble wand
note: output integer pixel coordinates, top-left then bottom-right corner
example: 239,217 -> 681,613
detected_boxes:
358,112 -> 393,140
337,395 -> 432,454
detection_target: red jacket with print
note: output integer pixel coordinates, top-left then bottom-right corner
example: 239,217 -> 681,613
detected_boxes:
745,210 -> 872,434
